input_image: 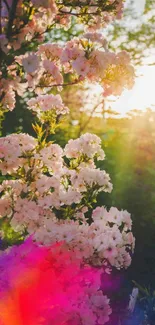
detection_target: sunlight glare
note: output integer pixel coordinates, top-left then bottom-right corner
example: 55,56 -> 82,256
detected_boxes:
106,65 -> 155,117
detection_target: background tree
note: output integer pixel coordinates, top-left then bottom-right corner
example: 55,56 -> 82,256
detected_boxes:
107,0 -> 155,65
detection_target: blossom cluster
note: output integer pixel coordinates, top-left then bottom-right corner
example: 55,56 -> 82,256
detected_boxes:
0,0 -> 134,114
22,36 -> 134,95
0,34 -> 134,112
0,0 -> 58,53
33,206 -> 135,270
56,0 -> 124,30
0,238 -> 112,325
0,0 -> 124,53
27,93 -> 69,124
0,70 -> 28,112
0,131 -> 134,269
0,132 -> 111,221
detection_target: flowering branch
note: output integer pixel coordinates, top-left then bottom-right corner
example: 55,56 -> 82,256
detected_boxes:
58,0 -> 118,9
39,80 -> 81,88
58,9 -> 100,16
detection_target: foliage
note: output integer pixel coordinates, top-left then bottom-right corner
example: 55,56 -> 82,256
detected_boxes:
50,108 -> 155,290
107,0 -> 155,65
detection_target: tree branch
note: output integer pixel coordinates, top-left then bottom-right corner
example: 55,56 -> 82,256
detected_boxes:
6,0 -> 19,40
0,0 -> 2,34
3,0 -> 10,13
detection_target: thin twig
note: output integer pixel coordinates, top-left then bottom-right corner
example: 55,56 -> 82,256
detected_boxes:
38,80 -> 81,88
78,101 -> 104,136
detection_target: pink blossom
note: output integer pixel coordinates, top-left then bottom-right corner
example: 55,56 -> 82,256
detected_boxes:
72,57 -> 90,77
28,93 -> 69,116
22,53 -> 40,74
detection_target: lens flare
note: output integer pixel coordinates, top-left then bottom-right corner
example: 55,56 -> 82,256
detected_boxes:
0,238 -> 112,325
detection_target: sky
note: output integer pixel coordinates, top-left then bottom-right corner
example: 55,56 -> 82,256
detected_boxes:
129,0 -> 146,14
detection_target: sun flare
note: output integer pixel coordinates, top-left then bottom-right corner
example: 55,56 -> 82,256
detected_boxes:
107,65 -> 155,117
